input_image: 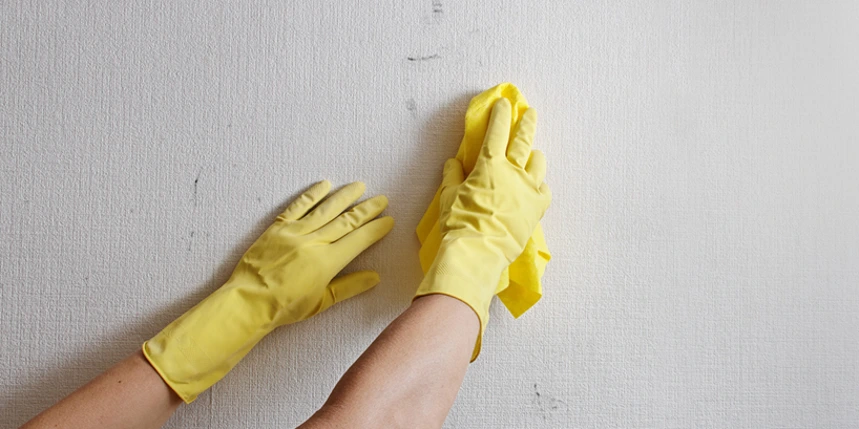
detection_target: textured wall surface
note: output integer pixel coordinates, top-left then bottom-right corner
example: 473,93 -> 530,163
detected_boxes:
2,1 -> 859,428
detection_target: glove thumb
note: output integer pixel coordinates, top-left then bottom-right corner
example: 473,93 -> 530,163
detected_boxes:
441,158 -> 465,191
324,270 -> 381,309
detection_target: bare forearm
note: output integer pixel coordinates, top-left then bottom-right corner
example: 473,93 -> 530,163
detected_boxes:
21,351 -> 181,429
301,294 -> 479,429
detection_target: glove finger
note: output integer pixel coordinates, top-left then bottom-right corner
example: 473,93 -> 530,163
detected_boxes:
324,270 -> 381,309
298,182 -> 366,234
539,182 -> 552,209
442,158 -> 465,190
507,108 -> 537,169
277,180 -> 332,222
481,99 -> 513,158
331,216 -> 394,258
314,195 -> 388,242
525,150 -> 547,184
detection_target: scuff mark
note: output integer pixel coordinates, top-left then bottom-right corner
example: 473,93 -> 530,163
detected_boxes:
432,0 -> 443,15
405,98 -> 417,116
192,169 -> 202,207
188,230 -> 195,252
531,383 -> 567,421
407,54 -> 440,62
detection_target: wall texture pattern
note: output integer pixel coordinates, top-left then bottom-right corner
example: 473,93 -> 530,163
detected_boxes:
2,1 -> 858,427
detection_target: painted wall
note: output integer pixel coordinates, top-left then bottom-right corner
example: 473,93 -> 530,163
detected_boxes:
2,1 -> 858,427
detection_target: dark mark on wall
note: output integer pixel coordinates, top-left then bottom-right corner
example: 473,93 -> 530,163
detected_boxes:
407,54 -> 440,62
188,230 -> 195,252
532,383 -> 567,420
432,0 -> 443,15
190,170 -> 202,252
193,170 -> 202,207
405,98 -> 417,116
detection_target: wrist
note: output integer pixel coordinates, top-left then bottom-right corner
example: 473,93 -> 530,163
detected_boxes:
411,294 -> 480,333
414,238 -> 509,361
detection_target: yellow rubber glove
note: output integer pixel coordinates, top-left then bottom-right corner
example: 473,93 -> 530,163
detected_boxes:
414,98 -> 551,360
416,83 -> 551,319
143,181 -> 394,403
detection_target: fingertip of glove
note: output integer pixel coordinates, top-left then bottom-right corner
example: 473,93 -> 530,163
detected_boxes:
370,194 -> 389,209
442,159 -> 465,186
346,270 -> 382,289
375,215 -> 395,234
375,215 -> 395,233
365,270 -> 382,286
539,182 -> 551,197
539,183 -> 552,208
493,98 -> 512,109
316,179 -> 332,191
354,271 -> 382,295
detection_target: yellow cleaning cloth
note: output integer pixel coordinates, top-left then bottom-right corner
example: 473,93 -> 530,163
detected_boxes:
416,83 -> 551,318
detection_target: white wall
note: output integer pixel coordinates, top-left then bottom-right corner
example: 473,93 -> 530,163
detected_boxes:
2,1 -> 858,427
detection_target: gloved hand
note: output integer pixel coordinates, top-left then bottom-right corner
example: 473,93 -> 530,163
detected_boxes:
414,98 -> 551,359
143,180 -> 394,403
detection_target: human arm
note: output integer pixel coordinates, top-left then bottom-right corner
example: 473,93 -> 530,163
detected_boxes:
20,351 -> 181,429
302,98 -> 551,428
20,180 -> 393,428
299,294 -> 478,429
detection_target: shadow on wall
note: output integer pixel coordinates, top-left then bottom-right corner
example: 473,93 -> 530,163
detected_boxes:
4,93 -> 477,427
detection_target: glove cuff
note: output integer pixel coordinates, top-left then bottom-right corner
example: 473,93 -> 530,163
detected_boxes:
414,243 -> 507,361
142,281 -> 275,403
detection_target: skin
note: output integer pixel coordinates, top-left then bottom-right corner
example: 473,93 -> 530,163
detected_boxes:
299,294 -> 479,429
20,351 -> 182,429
